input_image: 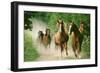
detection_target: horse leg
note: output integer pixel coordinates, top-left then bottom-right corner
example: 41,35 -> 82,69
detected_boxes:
77,44 -> 81,58
48,43 -> 50,48
64,42 -> 68,56
49,44 -> 50,48
55,43 -> 59,50
74,49 -> 77,57
60,44 -> 63,57
75,41 -> 81,58
72,42 -> 77,57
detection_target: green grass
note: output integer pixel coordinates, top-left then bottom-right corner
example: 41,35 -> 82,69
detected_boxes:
24,47 -> 39,61
81,36 -> 90,58
24,30 -> 39,62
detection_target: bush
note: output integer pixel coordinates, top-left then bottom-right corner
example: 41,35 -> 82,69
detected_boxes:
24,30 -> 39,62
82,36 -> 90,58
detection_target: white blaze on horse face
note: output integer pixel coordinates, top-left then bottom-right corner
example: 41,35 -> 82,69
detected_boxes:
68,24 -> 72,34
58,24 -> 62,32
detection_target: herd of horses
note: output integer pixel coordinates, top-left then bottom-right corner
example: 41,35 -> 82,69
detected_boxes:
37,19 -> 84,58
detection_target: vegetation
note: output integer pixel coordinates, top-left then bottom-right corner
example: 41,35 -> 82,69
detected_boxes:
24,30 -> 39,62
82,36 -> 90,58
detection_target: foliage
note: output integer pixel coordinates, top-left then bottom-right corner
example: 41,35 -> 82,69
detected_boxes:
24,30 -> 39,62
81,36 -> 90,58
24,11 -> 33,30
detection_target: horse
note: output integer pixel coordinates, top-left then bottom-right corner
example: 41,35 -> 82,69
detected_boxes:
43,28 -> 51,48
79,21 -> 84,33
37,28 -> 51,48
37,30 -> 44,45
54,20 -> 69,56
69,21 -> 84,58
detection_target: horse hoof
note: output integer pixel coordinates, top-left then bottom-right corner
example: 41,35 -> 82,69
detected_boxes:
66,52 -> 68,56
75,54 -> 77,58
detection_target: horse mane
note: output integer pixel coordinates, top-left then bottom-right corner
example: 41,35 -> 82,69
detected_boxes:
61,24 -> 65,32
72,23 -> 80,35
38,31 -> 44,40
45,29 -> 50,36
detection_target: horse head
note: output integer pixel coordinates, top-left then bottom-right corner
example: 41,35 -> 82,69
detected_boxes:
57,20 -> 65,33
79,21 -> 84,33
38,30 -> 44,41
69,21 -> 76,35
45,28 -> 50,36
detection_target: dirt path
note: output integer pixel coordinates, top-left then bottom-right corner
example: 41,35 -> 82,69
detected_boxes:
34,36 -> 79,61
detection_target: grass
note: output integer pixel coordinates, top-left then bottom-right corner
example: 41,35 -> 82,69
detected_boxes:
24,30 -> 39,62
81,36 -> 90,58
24,47 -> 39,61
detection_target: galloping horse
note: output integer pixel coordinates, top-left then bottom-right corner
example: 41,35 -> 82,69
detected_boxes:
54,20 -> 69,56
43,28 -> 51,48
38,30 -> 44,44
69,21 -> 84,58
38,28 -> 51,48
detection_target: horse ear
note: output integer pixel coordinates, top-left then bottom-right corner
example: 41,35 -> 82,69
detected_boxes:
69,21 -> 73,26
72,21 -> 74,24
60,20 -> 64,25
80,21 -> 84,27
80,20 -> 84,24
57,19 -> 59,23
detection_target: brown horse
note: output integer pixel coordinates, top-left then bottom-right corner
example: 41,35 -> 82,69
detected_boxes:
43,28 -> 51,48
38,28 -> 51,48
69,21 -> 84,58
54,20 -> 69,56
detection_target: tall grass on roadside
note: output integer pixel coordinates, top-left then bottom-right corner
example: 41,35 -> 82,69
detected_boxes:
81,36 -> 90,58
24,30 -> 39,62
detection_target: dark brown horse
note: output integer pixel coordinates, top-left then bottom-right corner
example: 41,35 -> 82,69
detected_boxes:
69,21 -> 84,58
38,30 -> 44,44
54,20 -> 69,56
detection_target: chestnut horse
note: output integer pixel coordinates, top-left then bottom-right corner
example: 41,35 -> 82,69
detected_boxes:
54,20 -> 69,56
69,21 -> 84,58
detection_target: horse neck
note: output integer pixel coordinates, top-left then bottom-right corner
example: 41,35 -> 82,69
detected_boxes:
45,33 -> 50,37
58,24 -> 65,33
73,25 -> 80,36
